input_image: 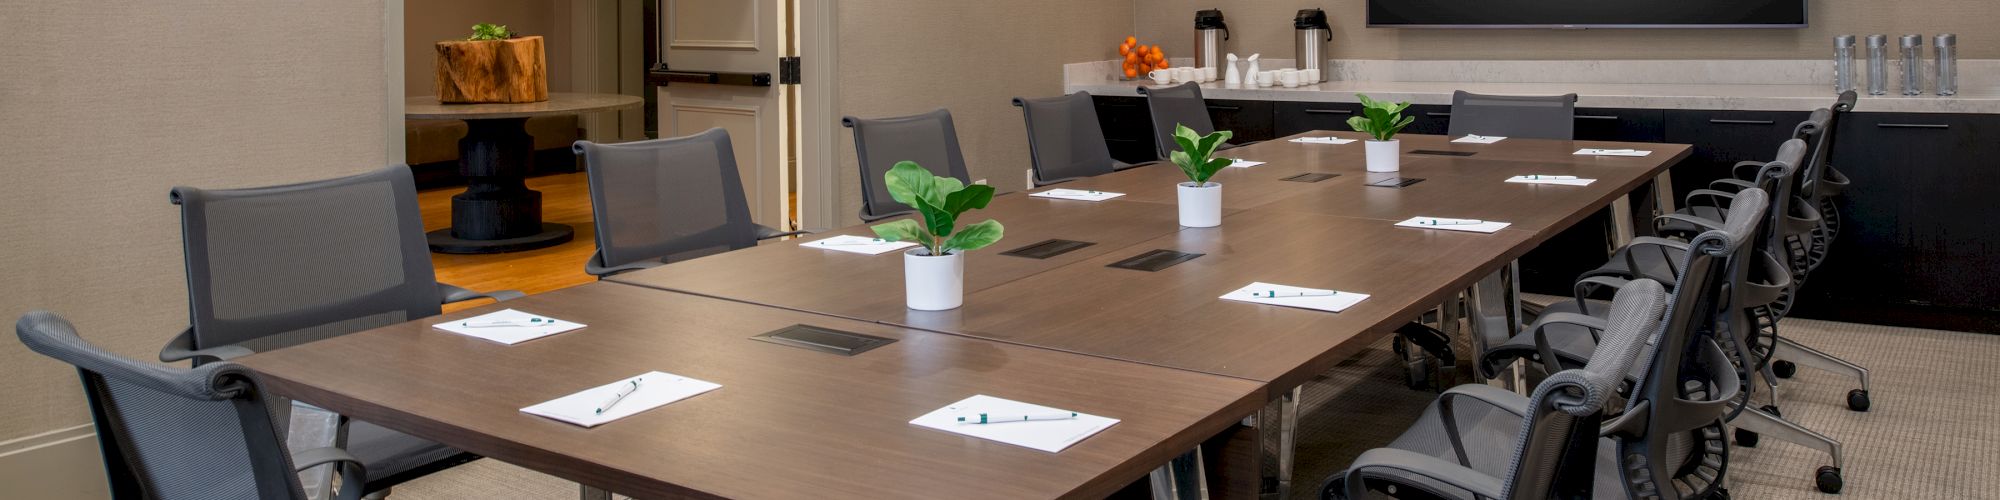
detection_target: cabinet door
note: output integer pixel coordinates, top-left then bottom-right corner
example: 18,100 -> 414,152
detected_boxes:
1404,104 -> 1454,136
1274,101 -> 1362,136
1573,108 -> 1666,142
1205,99 -> 1276,142
1662,110 -> 1811,203
1807,113 -> 2000,311
1092,96 -> 1158,164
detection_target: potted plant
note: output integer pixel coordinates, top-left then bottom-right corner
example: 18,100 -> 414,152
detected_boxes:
871,162 -> 1006,311
1347,94 -> 1415,173
1170,125 -> 1233,228
434,23 -> 549,103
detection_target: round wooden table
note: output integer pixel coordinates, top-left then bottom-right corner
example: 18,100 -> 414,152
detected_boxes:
407,93 -> 643,254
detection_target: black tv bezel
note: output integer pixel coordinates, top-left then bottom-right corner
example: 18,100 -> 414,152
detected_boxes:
1364,0 -> 1808,29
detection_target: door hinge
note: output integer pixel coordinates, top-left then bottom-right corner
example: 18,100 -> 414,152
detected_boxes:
779,56 -> 802,85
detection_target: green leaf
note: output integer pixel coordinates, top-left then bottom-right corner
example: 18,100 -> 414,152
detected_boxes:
1196,130 -> 1232,157
870,219 -> 926,246
941,184 -> 994,216
883,161 -> 941,208
913,196 -> 957,240
1194,157 -> 1232,184
1170,150 -> 1196,180
943,219 -> 1005,253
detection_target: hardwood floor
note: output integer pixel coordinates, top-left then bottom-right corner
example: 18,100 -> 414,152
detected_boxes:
422,172 -> 598,312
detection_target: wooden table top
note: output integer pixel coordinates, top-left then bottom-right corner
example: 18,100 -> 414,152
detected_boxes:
237,283 -> 1262,499
404,92 -> 643,120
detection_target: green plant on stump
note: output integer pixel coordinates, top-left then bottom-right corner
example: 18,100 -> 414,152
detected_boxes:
1347,94 -> 1415,141
1170,124 -> 1233,186
468,23 -> 515,41
870,162 -> 1005,256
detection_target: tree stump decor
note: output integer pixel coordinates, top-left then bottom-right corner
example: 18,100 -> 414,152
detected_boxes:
434,35 -> 548,104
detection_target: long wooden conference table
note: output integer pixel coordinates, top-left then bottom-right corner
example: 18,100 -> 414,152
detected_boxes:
238,131 -> 1690,499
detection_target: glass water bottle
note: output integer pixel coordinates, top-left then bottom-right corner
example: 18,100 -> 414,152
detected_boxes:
1866,35 -> 1889,95
1834,35 -> 1856,93
1936,34 -> 1958,96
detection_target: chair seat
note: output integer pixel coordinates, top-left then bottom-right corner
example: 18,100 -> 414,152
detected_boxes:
348,422 -> 474,488
1325,387 -> 1627,499
1583,244 -> 1683,286
1481,300 -> 1607,377
1657,205 -> 1726,237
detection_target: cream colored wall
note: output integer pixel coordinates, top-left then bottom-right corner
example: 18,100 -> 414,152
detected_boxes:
405,0 -> 570,96
0,1 -> 390,497
834,0 -> 1136,223
1136,0 -> 1999,61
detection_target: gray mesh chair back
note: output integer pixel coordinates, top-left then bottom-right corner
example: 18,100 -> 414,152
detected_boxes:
17,311 -> 332,500
576,128 -> 760,272
1447,91 -> 1580,140
171,166 -> 442,355
1014,92 -> 1120,186
842,109 -> 973,221
1138,82 -> 1221,159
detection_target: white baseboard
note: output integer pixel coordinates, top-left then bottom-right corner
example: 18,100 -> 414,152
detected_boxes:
0,424 -> 109,499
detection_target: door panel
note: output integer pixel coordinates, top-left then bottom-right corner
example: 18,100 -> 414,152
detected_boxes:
668,101 -> 770,224
656,0 -> 786,228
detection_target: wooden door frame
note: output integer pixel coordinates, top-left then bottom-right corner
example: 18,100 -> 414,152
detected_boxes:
795,0 -> 839,231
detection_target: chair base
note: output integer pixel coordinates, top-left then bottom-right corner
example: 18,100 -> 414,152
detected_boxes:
427,223 -> 573,254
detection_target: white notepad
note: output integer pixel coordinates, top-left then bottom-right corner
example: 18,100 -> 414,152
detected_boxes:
1227,159 -> 1267,168
1289,136 -> 1356,145
1221,282 -> 1371,313
1575,148 -> 1652,157
1030,188 -> 1125,202
1395,216 -> 1512,234
801,234 -> 918,255
1505,175 -> 1597,186
1451,134 -> 1507,144
520,371 -> 720,428
433,309 -> 585,345
909,395 -> 1119,453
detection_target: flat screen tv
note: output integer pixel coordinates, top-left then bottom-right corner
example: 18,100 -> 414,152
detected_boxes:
1368,0 -> 1807,28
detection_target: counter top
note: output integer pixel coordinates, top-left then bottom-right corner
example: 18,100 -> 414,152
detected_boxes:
1065,59 -> 2000,114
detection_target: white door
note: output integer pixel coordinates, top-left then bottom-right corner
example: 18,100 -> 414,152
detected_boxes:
652,0 -> 792,229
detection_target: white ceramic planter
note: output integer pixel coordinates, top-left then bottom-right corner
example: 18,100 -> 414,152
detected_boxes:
1177,182 -> 1223,228
903,249 -> 965,311
1366,139 -> 1401,173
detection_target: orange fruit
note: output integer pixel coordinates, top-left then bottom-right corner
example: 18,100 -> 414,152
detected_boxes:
1118,46 -> 1130,56
1124,67 -> 1138,78
1125,36 -> 1137,46
1155,60 -> 1169,70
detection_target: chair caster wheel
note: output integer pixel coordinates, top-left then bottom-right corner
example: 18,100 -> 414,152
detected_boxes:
1816,466 -> 1843,494
1734,428 -> 1759,447
1760,404 -> 1782,418
1848,389 -> 1871,412
1772,360 -> 1797,378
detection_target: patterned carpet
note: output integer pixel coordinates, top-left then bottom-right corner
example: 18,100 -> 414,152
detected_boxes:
389,317 -> 2000,499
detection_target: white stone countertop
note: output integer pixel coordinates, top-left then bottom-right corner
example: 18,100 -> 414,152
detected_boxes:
1065,60 -> 2000,114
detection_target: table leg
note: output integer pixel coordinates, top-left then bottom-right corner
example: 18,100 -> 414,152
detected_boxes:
578,484 -> 612,500
426,117 -> 575,254
1149,445 -> 1211,500
1465,261 -> 1521,386
1257,386 -> 1300,500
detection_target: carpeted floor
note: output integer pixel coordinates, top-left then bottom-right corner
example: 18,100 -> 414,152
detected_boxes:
388,317 -> 2000,499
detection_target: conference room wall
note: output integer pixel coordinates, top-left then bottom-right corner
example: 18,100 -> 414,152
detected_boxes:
0,2 -> 391,496
834,0 -> 1135,223
1135,0 -> 2000,61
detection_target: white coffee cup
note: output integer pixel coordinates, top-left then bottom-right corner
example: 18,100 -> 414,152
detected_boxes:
1256,71 -> 1275,87
1202,67 -> 1217,82
1279,69 -> 1299,88
1149,69 -> 1172,86
1177,67 -> 1198,84
1302,68 -> 1321,84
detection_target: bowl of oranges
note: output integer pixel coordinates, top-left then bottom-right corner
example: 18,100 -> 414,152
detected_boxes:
1119,36 -> 1168,80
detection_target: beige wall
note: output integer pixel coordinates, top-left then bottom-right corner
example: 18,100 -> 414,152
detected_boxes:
0,1 -> 390,496
1136,0 -> 1999,61
405,0 -> 570,96
834,0 -> 1136,223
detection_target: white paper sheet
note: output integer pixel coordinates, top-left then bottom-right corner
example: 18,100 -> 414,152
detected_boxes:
801,235 -> 918,255
433,309 -> 586,345
1451,134 -> 1507,144
1227,158 -> 1267,168
1394,216 -> 1512,234
1220,282 -> 1371,313
1029,188 -> 1125,202
1505,175 -> 1597,187
1574,148 -> 1653,157
520,371 -> 721,428
909,395 -> 1119,453
1289,136 -> 1356,145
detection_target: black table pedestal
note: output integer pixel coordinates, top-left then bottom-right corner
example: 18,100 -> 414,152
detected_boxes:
426,117 -> 574,254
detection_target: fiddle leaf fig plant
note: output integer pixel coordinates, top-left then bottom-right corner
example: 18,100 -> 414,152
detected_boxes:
1170,124 -> 1234,186
1346,94 -> 1416,141
468,23 -> 515,41
870,162 -> 1005,256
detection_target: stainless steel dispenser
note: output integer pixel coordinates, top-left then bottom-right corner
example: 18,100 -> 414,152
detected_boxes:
1867,35 -> 1889,95
1294,9 -> 1331,83
1834,35 -> 1856,93
1936,34 -> 1958,96
1901,35 -> 1924,96
1194,9 -> 1229,71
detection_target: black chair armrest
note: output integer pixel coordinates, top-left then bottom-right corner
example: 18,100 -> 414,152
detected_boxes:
1343,448 -> 1504,500
438,283 -> 524,305
1681,189 -> 1740,210
159,327 -> 254,364
585,249 -> 666,278
291,447 -> 369,500
754,224 -> 813,241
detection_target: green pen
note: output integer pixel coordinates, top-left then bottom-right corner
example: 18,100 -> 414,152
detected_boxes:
1525,175 -> 1578,180
956,412 -> 1078,424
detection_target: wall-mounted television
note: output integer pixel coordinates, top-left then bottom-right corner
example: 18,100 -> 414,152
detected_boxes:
1367,0 -> 1807,29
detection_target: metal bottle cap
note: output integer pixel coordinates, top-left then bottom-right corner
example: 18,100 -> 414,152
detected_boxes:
1835,35 -> 1855,47
1900,35 -> 1923,48
1936,34 -> 1957,48
1866,34 -> 1888,48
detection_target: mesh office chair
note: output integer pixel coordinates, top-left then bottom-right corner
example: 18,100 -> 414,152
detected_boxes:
1136,82 -> 1246,160
575,128 -> 808,277
19,311 -> 371,500
1012,92 -> 1137,187
1447,91 -> 1580,140
842,109 -> 974,221
162,166 -> 511,491
1323,279 -> 1668,500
